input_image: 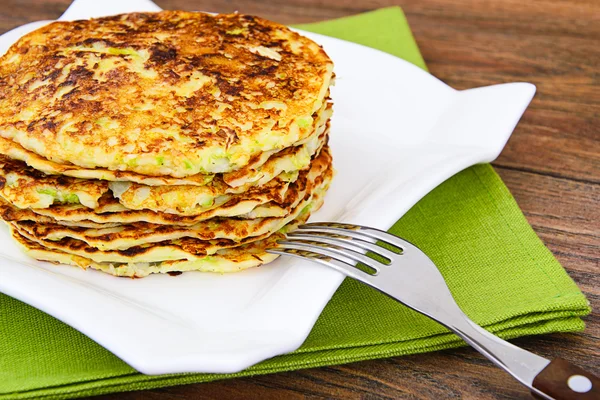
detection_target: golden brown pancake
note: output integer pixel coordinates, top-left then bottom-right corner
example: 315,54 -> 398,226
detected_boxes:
0,155 -> 109,209
0,100 -> 331,187
0,11 -> 335,277
11,227 -> 283,277
9,185 -> 327,264
109,131 -> 328,215
28,145 -> 332,225
0,11 -> 333,177
14,189 -> 315,250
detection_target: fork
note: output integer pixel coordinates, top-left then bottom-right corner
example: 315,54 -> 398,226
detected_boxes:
267,222 -> 599,400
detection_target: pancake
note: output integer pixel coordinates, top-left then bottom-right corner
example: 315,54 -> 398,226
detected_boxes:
0,155 -> 109,209
222,105 -> 331,187
0,11 -> 333,177
15,187 -> 316,250
29,145 -> 332,225
30,194 -> 279,225
0,11 -> 335,277
16,156 -> 332,251
11,228 -> 282,277
0,100 -> 331,187
0,198 -> 120,228
0,136 -> 212,186
110,130 -> 328,215
10,184 -> 326,264
111,174 -> 290,215
11,221 -> 272,263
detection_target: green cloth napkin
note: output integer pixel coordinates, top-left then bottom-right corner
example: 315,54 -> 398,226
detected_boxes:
0,7 -> 590,400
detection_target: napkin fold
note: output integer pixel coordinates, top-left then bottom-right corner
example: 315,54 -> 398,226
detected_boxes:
0,7 -> 590,400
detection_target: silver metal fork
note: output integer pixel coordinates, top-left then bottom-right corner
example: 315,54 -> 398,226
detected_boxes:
267,222 -> 598,400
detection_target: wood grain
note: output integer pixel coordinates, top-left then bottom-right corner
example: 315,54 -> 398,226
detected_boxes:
0,0 -> 598,398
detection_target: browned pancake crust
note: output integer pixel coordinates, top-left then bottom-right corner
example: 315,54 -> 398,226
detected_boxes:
0,11 -> 333,177
0,155 -> 110,209
26,144 -> 332,224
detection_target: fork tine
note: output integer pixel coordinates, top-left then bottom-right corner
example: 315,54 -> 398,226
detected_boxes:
286,232 -> 396,262
299,222 -> 409,251
276,240 -> 383,273
295,226 -> 377,244
266,247 -> 376,282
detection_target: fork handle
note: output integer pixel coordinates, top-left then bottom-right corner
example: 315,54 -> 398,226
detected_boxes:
531,358 -> 599,399
445,316 -> 598,400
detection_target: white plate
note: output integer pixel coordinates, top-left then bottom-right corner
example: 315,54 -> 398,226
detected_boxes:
0,0 -> 535,375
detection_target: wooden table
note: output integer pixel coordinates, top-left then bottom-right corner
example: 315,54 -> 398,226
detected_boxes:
2,0 -> 598,398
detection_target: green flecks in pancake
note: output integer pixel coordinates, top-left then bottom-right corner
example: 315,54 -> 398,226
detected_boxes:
0,155 -> 109,209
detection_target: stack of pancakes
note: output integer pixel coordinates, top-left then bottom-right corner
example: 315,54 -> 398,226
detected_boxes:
0,11 -> 334,277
